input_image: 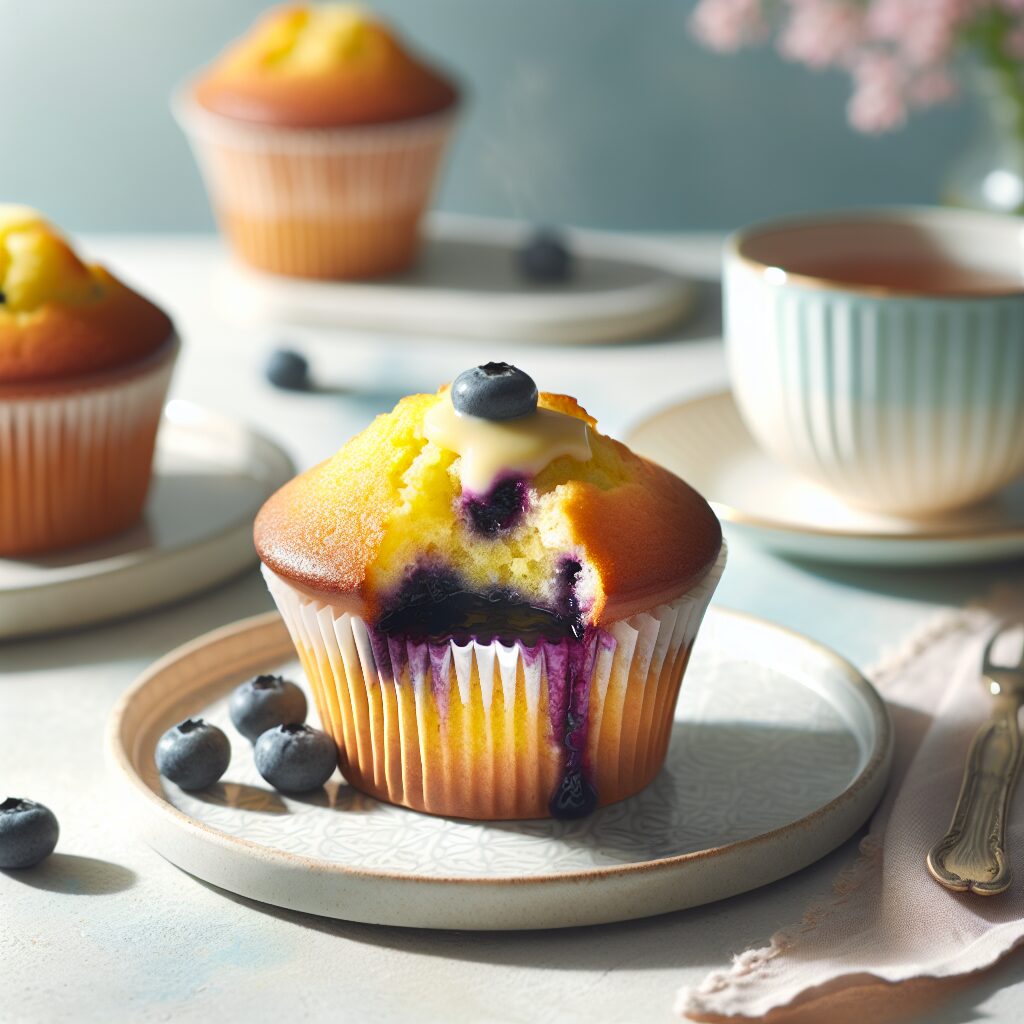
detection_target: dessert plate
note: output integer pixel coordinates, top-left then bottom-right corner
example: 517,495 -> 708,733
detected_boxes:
0,401 -> 293,640
107,607 -> 891,930
214,217 -> 697,345
626,390 -> 1024,567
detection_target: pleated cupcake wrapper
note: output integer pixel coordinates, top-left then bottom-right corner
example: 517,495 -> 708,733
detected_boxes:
174,93 -> 456,278
0,346 -> 176,555
262,544 -> 726,819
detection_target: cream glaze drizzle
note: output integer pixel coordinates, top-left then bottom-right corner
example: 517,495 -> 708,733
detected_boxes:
423,396 -> 592,493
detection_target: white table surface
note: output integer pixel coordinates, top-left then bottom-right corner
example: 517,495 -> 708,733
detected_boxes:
3,227 -> 1023,1024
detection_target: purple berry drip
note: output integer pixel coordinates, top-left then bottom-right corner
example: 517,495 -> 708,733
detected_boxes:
375,565 -> 575,648
371,557 -> 604,819
461,476 -> 530,536
544,559 -> 600,819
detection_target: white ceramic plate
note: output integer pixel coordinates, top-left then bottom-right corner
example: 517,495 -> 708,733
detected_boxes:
107,607 -> 891,931
214,218 -> 697,345
0,401 -> 293,640
626,390 -> 1024,567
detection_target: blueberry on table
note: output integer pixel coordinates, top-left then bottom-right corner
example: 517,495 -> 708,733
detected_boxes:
254,724 -> 337,794
265,348 -> 311,391
155,719 -> 231,791
452,362 -> 538,421
0,798 -> 59,869
229,674 -> 308,744
518,228 -> 573,284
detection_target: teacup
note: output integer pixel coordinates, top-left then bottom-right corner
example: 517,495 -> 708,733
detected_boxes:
724,207 -> 1024,517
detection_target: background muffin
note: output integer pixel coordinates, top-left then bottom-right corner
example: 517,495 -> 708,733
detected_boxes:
256,364 -> 725,820
0,205 -> 176,556
177,3 -> 459,279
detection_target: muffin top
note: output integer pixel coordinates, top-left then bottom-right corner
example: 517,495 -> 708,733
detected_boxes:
0,206 -> 173,385
255,364 -> 722,636
192,3 -> 459,128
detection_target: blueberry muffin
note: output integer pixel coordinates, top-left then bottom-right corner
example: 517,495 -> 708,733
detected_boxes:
256,364 -> 725,819
177,3 -> 459,279
0,205 -> 176,555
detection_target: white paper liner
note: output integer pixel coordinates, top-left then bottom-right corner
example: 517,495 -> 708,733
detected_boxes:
262,544 -> 726,819
174,92 -> 456,277
0,343 -> 176,555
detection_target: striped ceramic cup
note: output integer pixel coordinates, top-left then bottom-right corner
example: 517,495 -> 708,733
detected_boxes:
724,208 -> 1024,516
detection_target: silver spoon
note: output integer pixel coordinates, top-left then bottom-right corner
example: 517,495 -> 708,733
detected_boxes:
928,620 -> 1024,895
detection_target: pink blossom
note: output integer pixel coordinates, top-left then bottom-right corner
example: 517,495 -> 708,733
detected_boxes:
1006,23 -> 1024,58
908,67 -> 958,106
865,0 -> 969,67
690,0 -> 766,52
689,0 -> 1016,133
847,52 -> 908,132
777,1 -> 865,69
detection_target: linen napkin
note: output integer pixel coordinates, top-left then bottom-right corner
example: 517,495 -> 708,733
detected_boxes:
677,594 -> 1024,1021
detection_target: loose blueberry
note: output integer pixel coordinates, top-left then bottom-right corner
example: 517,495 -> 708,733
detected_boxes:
229,674 -> 308,744
254,724 -> 337,794
518,228 -> 573,284
265,348 -> 311,391
549,771 -> 598,820
0,798 -> 59,869
451,362 -> 538,421
155,718 -> 231,791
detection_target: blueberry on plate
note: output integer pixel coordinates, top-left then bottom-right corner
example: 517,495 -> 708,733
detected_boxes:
155,718 -> 231,791
265,348 -> 311,391
229,674 -> 308,744
254,724 -> 337,794
517,228 -> 573,284
0,798 -> 59,869
451,362 -> 538,421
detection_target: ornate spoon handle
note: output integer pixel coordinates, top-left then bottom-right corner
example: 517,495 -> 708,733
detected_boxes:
928,703 -> 1023,895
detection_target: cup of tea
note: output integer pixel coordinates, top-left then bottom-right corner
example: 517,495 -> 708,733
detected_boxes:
724,207 -> 1024,517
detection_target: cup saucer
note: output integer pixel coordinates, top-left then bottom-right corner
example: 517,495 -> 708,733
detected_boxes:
626,390 -> 1024,567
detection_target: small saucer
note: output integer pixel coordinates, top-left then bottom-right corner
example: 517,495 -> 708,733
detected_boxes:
626,390 -> 1024,567
107,607 -> 890,930
0,401 -> 294,640
214,217 -> 697,345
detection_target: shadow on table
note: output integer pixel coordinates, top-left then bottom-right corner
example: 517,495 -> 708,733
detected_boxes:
2,854 -> 137,895
188,832 -> 863,974
0,568 -> 273,671
778,551 -> 1024,608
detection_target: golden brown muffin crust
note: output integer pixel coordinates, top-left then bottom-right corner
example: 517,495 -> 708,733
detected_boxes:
0,270 -> 174,385
193,5 -> 458,128
559,454 -> 723,622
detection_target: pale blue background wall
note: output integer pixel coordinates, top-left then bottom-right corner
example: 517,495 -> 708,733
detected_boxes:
0,0 -> 975,232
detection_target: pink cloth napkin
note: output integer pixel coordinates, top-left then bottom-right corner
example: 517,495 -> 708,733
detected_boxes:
677,595 -> 1024,1021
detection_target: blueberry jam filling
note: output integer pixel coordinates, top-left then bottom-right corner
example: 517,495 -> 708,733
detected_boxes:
461,475 -> 530,536
374,558 -> 601,819
375,566 -> 573,646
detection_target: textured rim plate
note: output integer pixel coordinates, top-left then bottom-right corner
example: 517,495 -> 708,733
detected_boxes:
214,218 -> 697,345
107,607 -> 892,931
626,390 -> 1024,567
0,401 -> 294,640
